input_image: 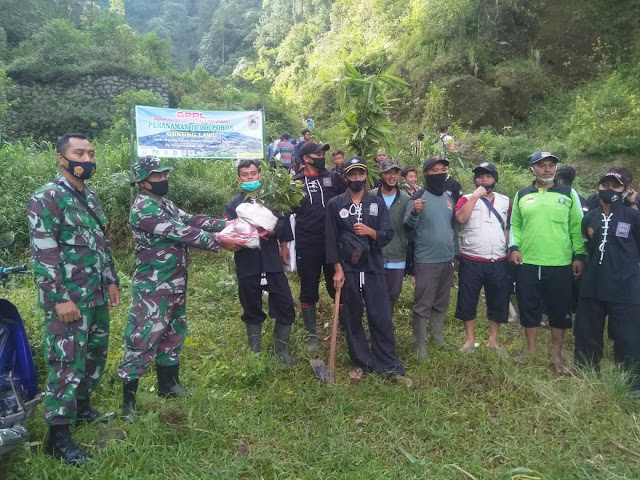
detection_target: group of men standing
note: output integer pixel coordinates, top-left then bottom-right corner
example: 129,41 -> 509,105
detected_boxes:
27,133 -> 640,467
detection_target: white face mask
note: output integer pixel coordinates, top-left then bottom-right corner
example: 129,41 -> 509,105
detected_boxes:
530,167 -> 555,185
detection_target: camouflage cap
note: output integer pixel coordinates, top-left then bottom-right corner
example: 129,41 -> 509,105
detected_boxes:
131,156 -> 173,185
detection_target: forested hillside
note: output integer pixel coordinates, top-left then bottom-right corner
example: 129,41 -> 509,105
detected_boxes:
0,0 -> 639,169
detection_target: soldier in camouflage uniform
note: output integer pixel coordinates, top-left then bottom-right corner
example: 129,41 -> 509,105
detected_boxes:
117,156 -> 244,422
28,133 -> 121,466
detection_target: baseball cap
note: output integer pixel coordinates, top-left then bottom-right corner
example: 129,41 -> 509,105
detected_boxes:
298,142 -> 330,158
530,151 -> 560,166
131,156 -> 173,185
344,156 -> 368,174
472,162 -> 499,182
423,156 -> 449,172
379,159 -> 401,173
598,171 -> 626,188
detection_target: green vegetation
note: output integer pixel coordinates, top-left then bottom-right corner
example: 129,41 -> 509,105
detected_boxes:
1,251 -> 639,479
2,1 -> 640,476
337,64 -> 407,159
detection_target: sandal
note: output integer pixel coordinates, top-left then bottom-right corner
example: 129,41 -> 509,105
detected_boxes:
487,345 -> 508,357
387,374 -> 414,388
349,368 -> 364,383
552,359 -> 571,375
459,343 -> 479,354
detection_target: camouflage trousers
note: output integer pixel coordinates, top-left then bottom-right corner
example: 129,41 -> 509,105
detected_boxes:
43,304 -> 110,426
117,293 -> 187,383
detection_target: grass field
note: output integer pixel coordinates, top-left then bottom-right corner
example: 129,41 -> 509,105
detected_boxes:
1,251 -> 639,480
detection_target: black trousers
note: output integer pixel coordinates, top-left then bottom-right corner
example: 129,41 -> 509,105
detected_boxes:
238,272 -> 296,326
342,271 -> 405,376
296,245 -> 335,305
516,264 -> 573,329
385,268 -> 404,303
455,257 -> 510,323
574,297 -> 640,389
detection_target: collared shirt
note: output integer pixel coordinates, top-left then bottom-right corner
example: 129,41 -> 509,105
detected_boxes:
509,182 -> 586,266
28,174 -> 119,311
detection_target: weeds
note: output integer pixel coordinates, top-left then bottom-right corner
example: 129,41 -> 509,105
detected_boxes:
1,251 -> 639,479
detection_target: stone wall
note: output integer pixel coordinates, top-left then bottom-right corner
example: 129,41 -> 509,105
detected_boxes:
4,75 -> 170,139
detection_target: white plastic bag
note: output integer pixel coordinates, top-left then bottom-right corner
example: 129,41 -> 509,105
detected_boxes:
219,218 -> 261,249
283,214 -> 297,272
235,202 -> 278,231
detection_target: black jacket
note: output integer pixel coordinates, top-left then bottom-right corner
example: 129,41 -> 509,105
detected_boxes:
581,202 -> 640,303
225,193 -> 293,279
325,191 -> 394,273
292,169 -> 347,249
444,176 -> 463,206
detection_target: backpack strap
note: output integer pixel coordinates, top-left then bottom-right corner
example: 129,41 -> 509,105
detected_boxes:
479,197 -> 506,230
56,181 -> 105,232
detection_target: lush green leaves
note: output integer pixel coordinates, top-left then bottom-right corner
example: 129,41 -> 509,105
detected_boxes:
337,63 -> 407,159
255,160 -> 304,214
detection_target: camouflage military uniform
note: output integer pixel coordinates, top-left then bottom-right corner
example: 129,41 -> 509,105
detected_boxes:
28,174 -> 119,426
116,191 -> 224,382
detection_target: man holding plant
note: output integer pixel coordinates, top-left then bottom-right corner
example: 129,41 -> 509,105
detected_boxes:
225,160 -> 297,366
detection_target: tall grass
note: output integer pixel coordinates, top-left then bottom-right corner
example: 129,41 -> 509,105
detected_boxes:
1,253 -> 639,479
0,140 -> 240,257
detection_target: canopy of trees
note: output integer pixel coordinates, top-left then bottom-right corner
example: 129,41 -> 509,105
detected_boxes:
0,0 -> 638,162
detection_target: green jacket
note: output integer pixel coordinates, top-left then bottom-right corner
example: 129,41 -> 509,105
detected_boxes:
371,187 -> 410,263
509,182 -> 586,266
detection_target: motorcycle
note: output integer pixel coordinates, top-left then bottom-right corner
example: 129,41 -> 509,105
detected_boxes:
0,231 -> 43,456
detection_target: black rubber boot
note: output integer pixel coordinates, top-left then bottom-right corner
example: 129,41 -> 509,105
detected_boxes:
157,365 -> 189,398
45,425 -> 88,467
273,323 -> 296,367
301,306 -> 319,352
121,380 -> 138,423
246,323 -> 262,354
76,399 -> 116,424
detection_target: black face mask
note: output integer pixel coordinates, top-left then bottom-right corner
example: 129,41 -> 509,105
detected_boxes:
309,156 -> 326,170
598,189 -> 622,204
63,155 -> 96,180
146,179 -> 169,196
477,182 -> 495,193
424,173 -> 447,195
348,180 -> 366,192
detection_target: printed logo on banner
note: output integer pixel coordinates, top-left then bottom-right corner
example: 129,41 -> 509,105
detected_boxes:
248,114 -> 259,130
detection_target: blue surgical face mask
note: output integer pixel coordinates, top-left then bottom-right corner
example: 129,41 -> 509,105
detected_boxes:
242,180 -> 261,192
